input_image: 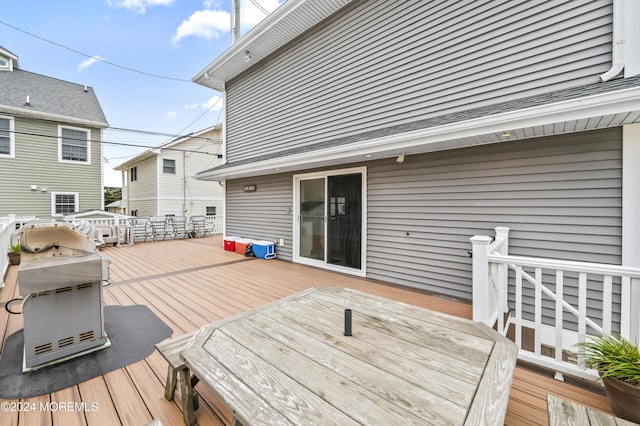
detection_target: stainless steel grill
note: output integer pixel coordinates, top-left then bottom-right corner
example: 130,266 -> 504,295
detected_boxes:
18,221 -> 110,372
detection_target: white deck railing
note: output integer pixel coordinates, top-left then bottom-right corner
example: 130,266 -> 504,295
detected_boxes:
471,227 -> 640,381
0,215 -> 17,289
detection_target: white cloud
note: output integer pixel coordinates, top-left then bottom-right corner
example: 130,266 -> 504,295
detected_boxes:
166,111 -> 177,119
202,96 -> 223,110
77,56 -> 105,72
185,103 -> 199,110
172,0 -> 282,43
172,9 -> 229,43
108,0 -> 174,14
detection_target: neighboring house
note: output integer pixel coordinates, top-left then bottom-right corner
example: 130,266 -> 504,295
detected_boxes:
0,46 -> 109,218
193,0 -> 640,305
105,200 -> 126,214
115,124 -> 224,218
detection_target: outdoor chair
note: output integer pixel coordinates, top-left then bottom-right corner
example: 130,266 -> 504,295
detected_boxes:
128,217 -> 155,242
189,216 -> 206,238
171,216 -> 193,239
150,216 -> 175,240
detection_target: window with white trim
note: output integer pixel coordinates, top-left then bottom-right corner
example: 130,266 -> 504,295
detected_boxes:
52,192 -> 79,216
130,166 -> 137,182
163,159 -> 176,174
59,126 -> 91,163
0,116 -> 14,158
206,206 -> 216,216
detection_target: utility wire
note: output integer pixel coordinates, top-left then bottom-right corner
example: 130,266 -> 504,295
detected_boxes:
0,19 -> 192,82
9,129 -> 221,155
248,0 -> 269,15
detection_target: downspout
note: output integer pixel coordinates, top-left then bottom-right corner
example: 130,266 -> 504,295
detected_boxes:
600,0 -> 625,82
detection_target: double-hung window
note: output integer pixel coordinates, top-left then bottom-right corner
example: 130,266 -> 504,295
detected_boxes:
59,126 -> 91,163
0,116 -> 14,158
52,192 -> 79,216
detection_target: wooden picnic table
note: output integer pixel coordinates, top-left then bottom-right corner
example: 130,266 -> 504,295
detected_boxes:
180,287 -> 518,425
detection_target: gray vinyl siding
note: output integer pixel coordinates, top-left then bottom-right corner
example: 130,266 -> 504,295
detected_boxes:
366,128 -> 622,320
225,129 -> 621,311
0,116 -> 103,217
225,174 -> 294,260
225,0 -> 612,162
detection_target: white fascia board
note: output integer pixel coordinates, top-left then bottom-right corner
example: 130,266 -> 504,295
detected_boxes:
196,85 -> 640,181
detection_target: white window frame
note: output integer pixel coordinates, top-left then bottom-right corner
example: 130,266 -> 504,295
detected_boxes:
0,56 -> 9,71
0,115 -> 15,158
51,192 -> 79,216
58,125 -> 91,164
163,158 -> 176,174
206,206 -> 217,216
292,166 -> 367,277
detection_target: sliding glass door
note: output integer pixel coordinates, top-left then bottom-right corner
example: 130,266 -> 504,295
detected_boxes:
294,167 -> 365,275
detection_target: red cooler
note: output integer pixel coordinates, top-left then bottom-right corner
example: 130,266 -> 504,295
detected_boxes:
223,236 -> 241,251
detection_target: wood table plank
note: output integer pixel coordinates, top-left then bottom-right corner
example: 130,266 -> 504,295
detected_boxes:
182,287 -> 518,425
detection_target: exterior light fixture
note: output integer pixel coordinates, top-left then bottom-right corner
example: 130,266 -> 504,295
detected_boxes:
396,153 -> 405,164
244,51 -> 252,62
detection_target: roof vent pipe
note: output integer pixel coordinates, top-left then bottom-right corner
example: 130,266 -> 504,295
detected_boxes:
600,0 -> 625,82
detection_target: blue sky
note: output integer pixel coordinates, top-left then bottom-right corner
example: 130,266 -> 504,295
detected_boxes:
0,0 -> 281,186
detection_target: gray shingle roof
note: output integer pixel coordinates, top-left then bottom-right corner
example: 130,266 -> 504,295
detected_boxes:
0,68 -> 108,127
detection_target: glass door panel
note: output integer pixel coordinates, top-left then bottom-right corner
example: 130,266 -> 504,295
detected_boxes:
327,173 -> 362,269
299,178 -> 325,261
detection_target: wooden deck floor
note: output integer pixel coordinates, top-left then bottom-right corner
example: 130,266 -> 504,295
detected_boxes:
0,235 -> 613,425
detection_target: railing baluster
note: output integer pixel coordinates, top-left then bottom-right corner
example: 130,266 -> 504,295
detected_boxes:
534,267 -> 542,356
555,271 -> 564,371
515,266 -> 523,349
577,272 -> 587,367
603,275 -> 612,335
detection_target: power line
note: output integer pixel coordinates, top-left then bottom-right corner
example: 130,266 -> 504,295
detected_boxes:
0,19 -> 192,82
248,0 -> 269,15
8,129 -> 221,155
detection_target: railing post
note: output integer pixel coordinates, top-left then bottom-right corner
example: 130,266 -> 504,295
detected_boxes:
470,235 -> 493,325
494,227 -> 510,255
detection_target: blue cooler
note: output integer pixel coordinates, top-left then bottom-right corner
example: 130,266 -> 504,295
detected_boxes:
252,240 -> 276,259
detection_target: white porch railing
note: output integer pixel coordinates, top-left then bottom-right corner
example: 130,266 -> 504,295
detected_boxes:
471,227 -> 640,381
0,215 -> 18,289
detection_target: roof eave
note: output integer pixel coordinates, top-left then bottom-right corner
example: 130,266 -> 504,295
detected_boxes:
195,86 -> 640,181
0,105 -> 109,128
193,0 -> 353,91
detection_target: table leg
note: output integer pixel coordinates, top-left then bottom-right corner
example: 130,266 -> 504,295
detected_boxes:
180,367 -> 196,426
165,365 -> 177,401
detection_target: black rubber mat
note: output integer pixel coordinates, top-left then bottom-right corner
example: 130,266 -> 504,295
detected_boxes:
0,305 -> 172,399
